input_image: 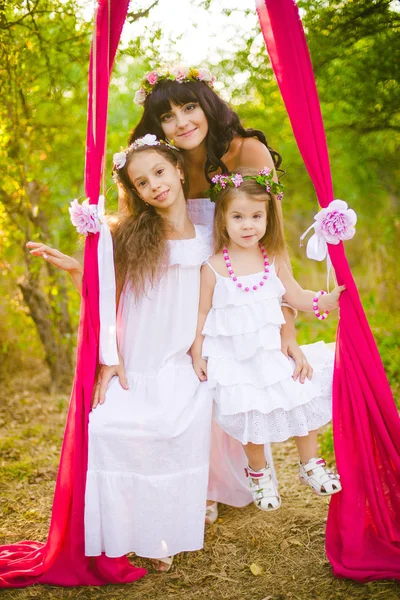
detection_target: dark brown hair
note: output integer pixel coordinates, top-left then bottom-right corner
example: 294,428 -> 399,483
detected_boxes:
213,169 -> 286,259
129,79 -> 282,182
112,144 -> 189,298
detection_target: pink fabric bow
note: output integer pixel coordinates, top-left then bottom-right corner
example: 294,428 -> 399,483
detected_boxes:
0,0 -> 146,587
257,0 -> 400,583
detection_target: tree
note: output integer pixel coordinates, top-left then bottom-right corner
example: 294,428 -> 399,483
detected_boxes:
0,0 -> 158,389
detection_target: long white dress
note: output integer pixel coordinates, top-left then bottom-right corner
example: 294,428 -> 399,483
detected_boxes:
202,260 -> 334,444
187,199 -> 276,503
84,224 -> 214,559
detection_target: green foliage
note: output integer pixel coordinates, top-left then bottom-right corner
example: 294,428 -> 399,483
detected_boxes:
0,0 -> 398,391
0,0 -> 92,377
202,0 -> 400,319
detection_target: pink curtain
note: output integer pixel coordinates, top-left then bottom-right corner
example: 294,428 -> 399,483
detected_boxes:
256,0 -> 400,582
0,0 -> 146,587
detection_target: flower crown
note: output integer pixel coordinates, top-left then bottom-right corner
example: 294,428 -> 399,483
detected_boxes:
208,168 -> 284,203
112,134 -> 178,171
134,66 -> 216,106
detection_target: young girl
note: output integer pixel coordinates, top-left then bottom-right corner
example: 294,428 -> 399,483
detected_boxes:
30,136 -> 214,571
191,169 -> 344,511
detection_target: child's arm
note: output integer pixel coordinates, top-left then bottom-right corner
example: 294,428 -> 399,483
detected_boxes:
190,263 -> 216,382
92,348 -> 128,408
27,241 -> 83,294
276,257 -> 346,313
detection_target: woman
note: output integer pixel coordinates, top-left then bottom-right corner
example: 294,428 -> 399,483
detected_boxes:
29,65 -> 311,524
130,67 -> 310,381
129,67 -> 313,520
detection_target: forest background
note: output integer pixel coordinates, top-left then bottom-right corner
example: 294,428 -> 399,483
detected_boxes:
1,0 -> 399,397
0,2 -> 399,599
0,0 -> 399,452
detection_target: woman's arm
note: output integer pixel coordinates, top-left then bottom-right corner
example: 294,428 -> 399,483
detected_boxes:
27,241 -> 83,294
190,263 -> 216,381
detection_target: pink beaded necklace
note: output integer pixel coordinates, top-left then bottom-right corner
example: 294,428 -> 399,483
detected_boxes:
222,244 -> 269,292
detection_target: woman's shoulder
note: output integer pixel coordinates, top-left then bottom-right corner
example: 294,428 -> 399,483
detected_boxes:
224,135 -> 275,172
238,137 -> 275,171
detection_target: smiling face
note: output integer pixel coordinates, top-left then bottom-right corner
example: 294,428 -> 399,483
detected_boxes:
224,191 -> 267,249
127,150 -> 184,211
159,101 -> 209,150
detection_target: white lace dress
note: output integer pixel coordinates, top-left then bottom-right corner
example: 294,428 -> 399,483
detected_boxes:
84,224 -> 214,559
202,260 -> 334,445
187,199 -> 276,502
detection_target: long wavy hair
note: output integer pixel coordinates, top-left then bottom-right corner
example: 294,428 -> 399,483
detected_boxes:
112,144 -> 189,299
129,79 -> 282,182
213,169 -> 286,259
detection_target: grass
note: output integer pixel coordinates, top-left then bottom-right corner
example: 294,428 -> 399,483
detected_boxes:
0,313 -> 399,600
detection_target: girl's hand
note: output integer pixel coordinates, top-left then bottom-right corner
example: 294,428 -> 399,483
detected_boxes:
282,336 -> 313,384
192,357 -> 208,382
319,285 -> 346,312
26,241 -> 82,274
92,360 -> 129,409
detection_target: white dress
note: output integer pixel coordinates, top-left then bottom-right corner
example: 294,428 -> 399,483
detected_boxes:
202,260 -> 334,445
84,224 -> 214,559
187,199 -> 276,502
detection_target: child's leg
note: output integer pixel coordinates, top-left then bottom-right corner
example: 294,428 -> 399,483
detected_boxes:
294,430 -> 318,463
242,443 -> 280,511
295,430 -> 342,496
242,442 -> 267,471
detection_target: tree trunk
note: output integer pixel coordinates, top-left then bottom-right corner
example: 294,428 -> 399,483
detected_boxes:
19,275 -> 74,391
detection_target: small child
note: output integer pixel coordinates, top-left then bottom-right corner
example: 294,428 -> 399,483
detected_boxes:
191,169 -> 344,511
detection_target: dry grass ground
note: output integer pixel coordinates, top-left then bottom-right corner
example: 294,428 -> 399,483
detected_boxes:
0,370 -> 399,600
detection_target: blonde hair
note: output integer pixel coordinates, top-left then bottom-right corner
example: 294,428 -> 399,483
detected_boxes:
111,145 -> 188,299
213,168 -> 286,258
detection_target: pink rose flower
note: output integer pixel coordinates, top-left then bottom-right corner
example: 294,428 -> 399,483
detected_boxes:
231,173 -> 243,187
134,88 -> 147,106
69,199 -> 101,236
314,200 -> 357,245
259,167 -> 271,176
197,68 -> 212,82
146,71 -> 158,85
171,66 -> 188,82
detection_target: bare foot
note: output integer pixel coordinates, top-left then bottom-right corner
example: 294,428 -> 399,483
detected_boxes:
205,501 -> 218,524
150,557 -> 173,572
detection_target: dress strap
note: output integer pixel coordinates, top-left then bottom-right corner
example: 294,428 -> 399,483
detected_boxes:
204,261 -> 220,277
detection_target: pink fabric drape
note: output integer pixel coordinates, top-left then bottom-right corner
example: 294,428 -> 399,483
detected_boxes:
0,0 -> 146,587
256,0 -> 400,582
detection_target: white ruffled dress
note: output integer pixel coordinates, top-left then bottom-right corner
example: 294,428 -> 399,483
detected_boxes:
187,199 -> 277,502
202,260 -> 334,445
84,224 -> 214,559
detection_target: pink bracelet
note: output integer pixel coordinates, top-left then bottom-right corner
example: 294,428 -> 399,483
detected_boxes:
313,290 -> 329,321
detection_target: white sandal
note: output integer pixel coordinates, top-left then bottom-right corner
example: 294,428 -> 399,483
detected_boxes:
205,501 -> 218,525
150,556 -> 174,572
299,457 -> 342,496
245,465 -> 281,511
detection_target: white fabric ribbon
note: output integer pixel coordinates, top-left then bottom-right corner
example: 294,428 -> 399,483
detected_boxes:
300,200 -> 357,292
97,195 -> 119,366
299,225 -> 333,291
